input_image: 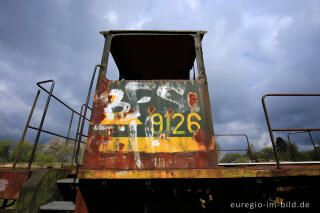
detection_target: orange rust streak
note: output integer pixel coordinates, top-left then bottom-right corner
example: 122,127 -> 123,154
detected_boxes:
79,166 -> 320,179
188,92 -> 198,108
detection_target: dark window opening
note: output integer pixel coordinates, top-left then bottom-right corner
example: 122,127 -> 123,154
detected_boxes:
110,35 -> 197,80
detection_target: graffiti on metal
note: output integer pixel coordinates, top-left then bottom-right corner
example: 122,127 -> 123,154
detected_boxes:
84,78 -> 216,170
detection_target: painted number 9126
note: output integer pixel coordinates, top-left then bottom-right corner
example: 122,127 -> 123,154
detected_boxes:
151,112 -> 201,135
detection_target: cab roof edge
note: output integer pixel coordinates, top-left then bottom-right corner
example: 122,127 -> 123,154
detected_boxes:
100,30 -> 207,36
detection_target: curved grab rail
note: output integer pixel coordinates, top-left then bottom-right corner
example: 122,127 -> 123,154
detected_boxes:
214,133 -> 253,161
27,80 -> 55,174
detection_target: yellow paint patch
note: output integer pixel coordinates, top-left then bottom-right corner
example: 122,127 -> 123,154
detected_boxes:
212,136 -> 216,149
95,112 -> 142,125
98,137 -> 215,153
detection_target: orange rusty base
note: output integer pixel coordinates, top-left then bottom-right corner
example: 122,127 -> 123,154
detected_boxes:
78,165 -> 320,179
0,169 -> 28,199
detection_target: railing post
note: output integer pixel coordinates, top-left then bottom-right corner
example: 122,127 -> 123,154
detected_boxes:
262,95 -> 281,168
71,105 -> 85,166
307,131 -> 320,160
61,111 -> 74,167
214,134 -> 254,162
287,133 -> 296,161
74,104 -> 85,166
27,80 -> 55,174
76,65 -> 102,166
243,134 -> 254,161
12,90 -> 40,169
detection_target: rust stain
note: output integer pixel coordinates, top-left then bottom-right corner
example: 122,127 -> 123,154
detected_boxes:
188,92 -> 198,108
197,78 -> 205,84
106,127 -> 114,136
116,114 -> 121,120
107,95 -> 113,103
87,135 -> 109,154
119,143 -> 125,151
167,108 -> 173,116
91,76 -> 114,125
84,151 -> 217,170
123,108 -> 134,118
148,106 -> 155,115
91,101 -> 106,125
194,129 -> 212,149
160,133 -> 166,139
96,77 -> 111,97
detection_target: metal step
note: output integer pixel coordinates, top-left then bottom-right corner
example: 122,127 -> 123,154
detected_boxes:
57,178 -> 79,184
40,201 -> 75,211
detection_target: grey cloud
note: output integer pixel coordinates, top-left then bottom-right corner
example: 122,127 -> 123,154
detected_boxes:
0,0 -> 319,152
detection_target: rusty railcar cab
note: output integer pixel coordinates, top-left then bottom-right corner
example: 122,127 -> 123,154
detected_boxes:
82,30 -> 218,173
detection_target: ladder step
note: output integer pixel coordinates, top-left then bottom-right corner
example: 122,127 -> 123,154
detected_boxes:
40,201 -> 75,211
57,178 -> 79,184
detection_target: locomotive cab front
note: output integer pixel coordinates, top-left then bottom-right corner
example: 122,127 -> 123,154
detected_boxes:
81,30 -> 217,175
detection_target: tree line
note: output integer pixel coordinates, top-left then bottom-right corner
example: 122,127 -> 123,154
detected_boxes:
219,137 -> 319,163
0,137 -> 82,167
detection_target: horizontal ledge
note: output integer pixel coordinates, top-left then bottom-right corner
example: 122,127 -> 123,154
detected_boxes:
78,166 -> 320,179
272,128 -> 320,132
219,161 -> 320,166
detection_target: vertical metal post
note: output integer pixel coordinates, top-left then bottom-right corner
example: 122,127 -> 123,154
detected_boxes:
12,90 -> 41,169
244,134 -> 253,161
61,111 -> 74,167
307,131 -> 317,151
307,131 -> 320,160
27,80 -> 55,174
286,133 -> 297,161
194,33 -> 207,82
75,65 -> 101,166
287,134 -> 292,145
1,199 -> 8,209
71,105 -> 84,166
262,96 -> 281,168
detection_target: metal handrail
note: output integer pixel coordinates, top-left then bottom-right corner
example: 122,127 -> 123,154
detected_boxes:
13,80 -> 91,171
262,93 -> 320,168
37,83 -> 92,121
27,80 -> 55,174
214,133 -> 254,161
287,131 -> 320,159
28,125 -> 86,143
75,65 -> 103,166
12,90 -> 41,169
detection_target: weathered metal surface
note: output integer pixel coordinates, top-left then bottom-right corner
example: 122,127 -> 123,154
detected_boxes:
74,187 -> 89,213
16,168 -> 72,213
83,78 -> 217,170
79,164 -> 320,179
0,170 -> 27,199
40,201 -> 75,211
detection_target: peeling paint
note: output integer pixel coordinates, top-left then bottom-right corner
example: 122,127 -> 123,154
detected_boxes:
0,179 -> 8,192
83,79 -> 217,170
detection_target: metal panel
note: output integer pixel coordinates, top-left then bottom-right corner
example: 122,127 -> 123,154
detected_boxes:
0,170 -> 27,199
83,78 -> 217,170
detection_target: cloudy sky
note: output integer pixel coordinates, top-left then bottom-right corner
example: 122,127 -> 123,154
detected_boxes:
1,0 -> 320,153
